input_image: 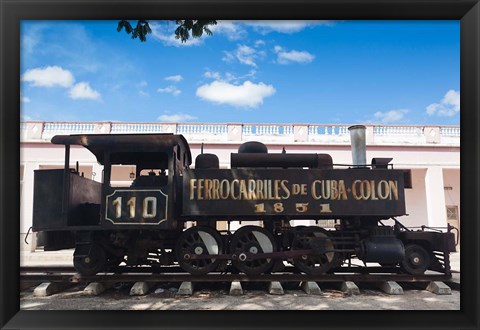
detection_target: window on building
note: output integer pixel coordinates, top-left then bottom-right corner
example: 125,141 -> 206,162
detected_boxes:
446,205 -> 459,221
446,205 -> 460,246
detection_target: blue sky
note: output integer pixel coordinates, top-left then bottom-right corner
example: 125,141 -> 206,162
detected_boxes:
20,20 -> 460,125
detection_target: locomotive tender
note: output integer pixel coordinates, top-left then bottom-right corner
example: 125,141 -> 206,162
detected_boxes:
32,125 -> 456,276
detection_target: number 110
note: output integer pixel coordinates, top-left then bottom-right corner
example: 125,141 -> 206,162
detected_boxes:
111,196 -> 157,219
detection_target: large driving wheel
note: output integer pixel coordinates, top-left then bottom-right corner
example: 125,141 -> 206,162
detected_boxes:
291,226 -> 338,274
230,226 -> 277,275
401,244 -> 431,275
73,243 -> 106,276
175,226 -> 223,275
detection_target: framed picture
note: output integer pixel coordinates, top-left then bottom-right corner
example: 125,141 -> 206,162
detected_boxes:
1,0 -> 479,329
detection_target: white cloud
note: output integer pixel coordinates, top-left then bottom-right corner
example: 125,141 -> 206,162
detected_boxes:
150,21 -> 204,47
196,80 -> 276,108
22,65 -> 101,102
21,96 -> 31,103
158,113 -> 197,122
245,20 -> 335,34
203,71 -> 222,80
255,40 -> 266,47
68,82 -> 101,100
203,70 -> 257,84
139,91 -> 149,97
165,75 -> 183,82
210,21 -> 247,41
158,85 -> 181,96
426,90 -> 460,117
274,46 -> 315,64
22,30 -> 40,55
22,66 -> 75,88
223,44 -> 265,67
373,109 -> 409,123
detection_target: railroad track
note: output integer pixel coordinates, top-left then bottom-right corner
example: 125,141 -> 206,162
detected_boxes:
20,266 -> 458,300
20,266 -> 453,284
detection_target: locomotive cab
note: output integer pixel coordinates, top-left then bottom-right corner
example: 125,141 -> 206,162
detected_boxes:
32,134 -> 192,254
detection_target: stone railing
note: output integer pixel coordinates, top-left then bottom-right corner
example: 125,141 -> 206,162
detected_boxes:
20,121 -> 460,146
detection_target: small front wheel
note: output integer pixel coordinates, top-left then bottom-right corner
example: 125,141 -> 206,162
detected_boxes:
401,244 -> 431,275
73,244 -> 106,276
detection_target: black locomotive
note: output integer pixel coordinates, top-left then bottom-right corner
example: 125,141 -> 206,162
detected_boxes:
32,126 -> 456,276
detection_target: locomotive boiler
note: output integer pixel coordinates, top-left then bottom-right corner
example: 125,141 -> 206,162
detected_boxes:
31,125 -> 456,276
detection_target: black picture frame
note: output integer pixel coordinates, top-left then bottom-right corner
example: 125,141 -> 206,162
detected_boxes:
1,0 -> 479,329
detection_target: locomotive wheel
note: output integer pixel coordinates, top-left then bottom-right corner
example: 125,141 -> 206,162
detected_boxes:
175,226 -> 223,275
73,244 -> 106,276
230,225 -> 277,275
291,226 -> 338,275
400,244 -> 431,275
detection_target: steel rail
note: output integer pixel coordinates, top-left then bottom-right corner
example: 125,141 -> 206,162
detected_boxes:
20,269 -> 452,284
20,265 -> 448,274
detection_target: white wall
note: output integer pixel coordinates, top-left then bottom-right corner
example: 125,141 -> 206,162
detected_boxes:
397,169 -> 428,227
443,169 -> 460,210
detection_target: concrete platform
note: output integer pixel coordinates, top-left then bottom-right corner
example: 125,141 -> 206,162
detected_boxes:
33,282 -> 69,297
130,282 -> 151,296
177,282 -> 194,295
268,281 -> 284,295
377,281 -> 404,295
340,281 -> 360,295
229,281 -> 243,295
84,282 -> 111,296
427,281 -> 452,295
300,281 -> 322,295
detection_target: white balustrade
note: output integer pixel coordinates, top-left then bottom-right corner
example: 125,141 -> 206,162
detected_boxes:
20,121 -> 459,146
176,124 -> 228,142
177,124 -> 227,135
373,125 -> 421,136
307,125 -> 350,144
111,123 -> 163,133
20,123 -> 28,136
43,122 -> 96,134
440,127 -> 460,137
243,125 -> 253,136
242,124 -> 293,136
308,125 -> 349,136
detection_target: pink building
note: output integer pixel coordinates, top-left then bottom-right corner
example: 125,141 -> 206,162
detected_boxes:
20,121 -> 460,251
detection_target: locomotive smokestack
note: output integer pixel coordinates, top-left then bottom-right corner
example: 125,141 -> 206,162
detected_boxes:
348,125 -> 367,167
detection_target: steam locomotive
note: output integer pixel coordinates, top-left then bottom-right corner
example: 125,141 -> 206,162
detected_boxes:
32,125 -> 456,276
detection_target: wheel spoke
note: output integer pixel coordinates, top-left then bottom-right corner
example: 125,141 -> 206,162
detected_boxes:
175,226 -> 223,275
291,226 -> 338,275
230,226 -> 276,275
